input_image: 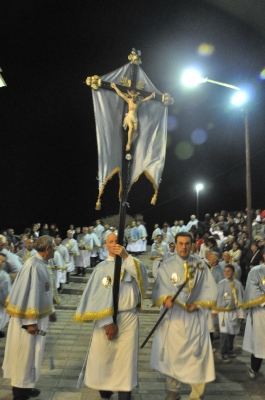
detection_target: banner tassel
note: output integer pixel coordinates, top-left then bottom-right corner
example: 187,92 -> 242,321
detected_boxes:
95,198 -> 101,210
151,192 -> 157,205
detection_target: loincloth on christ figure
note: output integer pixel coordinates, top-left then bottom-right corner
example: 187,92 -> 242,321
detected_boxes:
123,113 -> 138,130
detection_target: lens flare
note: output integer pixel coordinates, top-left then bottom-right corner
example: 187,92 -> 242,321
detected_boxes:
231,91 -> 247,106
259,69 -> 265,80
191,129 -> 207,145
175,141 -> 194,160
167,115 -> 179,131
197,43 -> 215,56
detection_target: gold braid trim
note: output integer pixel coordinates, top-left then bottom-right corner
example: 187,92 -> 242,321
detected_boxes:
96,167 -> 121,208
153,296 -> 167,307
73,307 -> 114,322
9,273 -> 17,279
6,301 -> 53,319
128,170 -> 159,205
212,305 -> 235,312
150,255 -> 163,260
132,258 -> 144,309
153,296 -> 217,310
84,245 -> 93,251
193,300 -> 217,309
242,295 -> 265,309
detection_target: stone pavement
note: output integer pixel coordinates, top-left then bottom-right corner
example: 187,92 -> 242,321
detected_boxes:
0,249 -> 264,400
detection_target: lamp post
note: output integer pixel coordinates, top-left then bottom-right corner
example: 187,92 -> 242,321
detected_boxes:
232,92 -> 252,238
183,70 -> 252,238
195,184 -> 203,220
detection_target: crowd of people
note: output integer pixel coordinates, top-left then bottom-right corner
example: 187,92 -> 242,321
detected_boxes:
0,210 -> 264,400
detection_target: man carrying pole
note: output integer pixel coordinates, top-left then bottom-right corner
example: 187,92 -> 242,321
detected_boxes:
150,232 -> 217,400
74,233 -> 148,400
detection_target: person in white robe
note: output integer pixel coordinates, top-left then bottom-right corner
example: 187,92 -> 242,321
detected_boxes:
93,220 -> 104,240
0,253 -> 11,336
124,224 -> 131,247
161,225 -> 174,245
136,221 -> 147,253
151,224 -> 162,241
88,226 -> 101,267
74,233 -> 148,400
220,251 -> 242,281
170,221 -> 179,238
48,250 -> 66,291
126,221 -> 140,255
150,235 -> 169,278
16,239 -> 37,264
150,232 -> 217,400
54,237 -> 69,286
99,225 -> 112,260
62,231 -> 80,281
2,236 -> 57,400
212,265 -> 244,363
242,259 -> 265,379
0,235 -> 22,281
186,215 -> 198,231
177,220 -> 186,232
75,227 -> 93,275
168,242 -> 176,257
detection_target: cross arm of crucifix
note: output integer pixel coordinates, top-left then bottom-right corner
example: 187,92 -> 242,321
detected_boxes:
86,75 -> 174,106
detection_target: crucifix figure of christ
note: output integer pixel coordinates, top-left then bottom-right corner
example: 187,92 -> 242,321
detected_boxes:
110,83 -> 155,151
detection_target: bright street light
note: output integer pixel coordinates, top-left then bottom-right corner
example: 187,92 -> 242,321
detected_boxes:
196,183 -> 203,192
182,68 -> 240,90
195,183 -> 203,219
231,91 -> 247,106
182,69 -> 206,87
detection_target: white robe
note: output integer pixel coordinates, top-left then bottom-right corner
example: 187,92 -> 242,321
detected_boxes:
62,238 -> 79,272
83,256 -> 148,391
243,305 -> 265,358
0,270 -> 11,330
150,255 -> 217,384
3,316 -> 48,387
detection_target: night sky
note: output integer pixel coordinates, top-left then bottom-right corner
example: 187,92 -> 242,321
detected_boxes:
1,0 -> 265,236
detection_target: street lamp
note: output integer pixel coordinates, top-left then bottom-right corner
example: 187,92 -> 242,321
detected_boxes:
231,91 -> 252,238
195,183 -> 203,220
183,70 -> 252,238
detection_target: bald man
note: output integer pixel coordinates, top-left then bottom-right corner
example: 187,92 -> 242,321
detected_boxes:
74,233 -> 148,400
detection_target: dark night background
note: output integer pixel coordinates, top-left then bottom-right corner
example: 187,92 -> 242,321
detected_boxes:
1,0 -> 265,236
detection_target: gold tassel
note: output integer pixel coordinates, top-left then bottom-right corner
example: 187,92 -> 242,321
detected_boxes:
151,193 -> 157,205
95,199 -> 101,211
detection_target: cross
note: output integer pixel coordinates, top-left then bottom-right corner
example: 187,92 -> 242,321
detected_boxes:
86,49 -> 174,325
86,48 -> 174,111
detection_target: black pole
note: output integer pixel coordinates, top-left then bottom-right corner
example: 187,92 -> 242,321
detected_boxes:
112,58 -> 139,325
112,149 -> 131,324
140,278 -> 189,348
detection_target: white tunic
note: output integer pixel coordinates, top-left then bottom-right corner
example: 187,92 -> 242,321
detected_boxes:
84,256 -> 148,391
3,316 -> 48,387
243,305 -> 265,358
150,306 -> 215,384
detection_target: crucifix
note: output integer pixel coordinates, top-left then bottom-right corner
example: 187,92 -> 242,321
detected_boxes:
86,48 -> 174,324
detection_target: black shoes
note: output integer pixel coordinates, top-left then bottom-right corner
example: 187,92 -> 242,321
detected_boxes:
28,388 -> 41,398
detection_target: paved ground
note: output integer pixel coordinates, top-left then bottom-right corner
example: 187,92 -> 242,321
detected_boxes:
0,249 -> 264,399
